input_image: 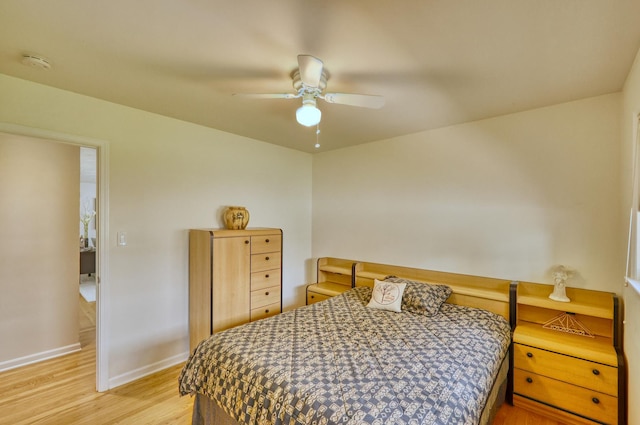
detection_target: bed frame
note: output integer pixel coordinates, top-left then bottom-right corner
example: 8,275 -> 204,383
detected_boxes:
191,258 -> 516,425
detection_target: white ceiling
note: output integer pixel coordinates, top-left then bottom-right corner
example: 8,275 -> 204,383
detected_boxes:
1,1 -> 639,153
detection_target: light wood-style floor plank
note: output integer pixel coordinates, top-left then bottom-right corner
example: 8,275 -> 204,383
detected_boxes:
0,294 -> 558,424
492,402 -> 565,425
0,295 -> 193,425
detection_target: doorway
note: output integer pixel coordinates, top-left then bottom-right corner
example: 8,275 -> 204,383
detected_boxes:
0,122 -> 109,391
79,147 -> 97,342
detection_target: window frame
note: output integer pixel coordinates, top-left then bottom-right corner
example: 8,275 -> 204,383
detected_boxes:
626,114 -> 640,295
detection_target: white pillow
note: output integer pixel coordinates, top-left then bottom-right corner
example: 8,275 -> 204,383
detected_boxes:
367,279 -> 406,312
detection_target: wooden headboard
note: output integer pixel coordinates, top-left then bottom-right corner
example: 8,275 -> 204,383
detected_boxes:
353,261 -> 513,321
311,257 -> 514,321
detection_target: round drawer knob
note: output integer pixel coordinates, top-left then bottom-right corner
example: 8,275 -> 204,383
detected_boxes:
265,274 -> 270,278
526,377 -> 533,383
265,256 -> 270,260
265,239 -> 270,243
592,369 -> 600,376
245,240 -> 250,244
526,352 -> 533,358
592,397 -> 600,404
265,291 -> 269,296
311,295 -> 315,299
265,309 -> 270,313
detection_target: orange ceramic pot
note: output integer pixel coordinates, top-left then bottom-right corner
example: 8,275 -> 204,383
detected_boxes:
223,206 -> 250,230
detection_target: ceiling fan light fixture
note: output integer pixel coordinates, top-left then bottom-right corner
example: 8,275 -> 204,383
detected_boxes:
296,103 -> 321,127
236,55 -> 383,128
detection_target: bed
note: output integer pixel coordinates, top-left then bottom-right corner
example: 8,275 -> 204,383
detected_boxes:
179,266 -> 512,425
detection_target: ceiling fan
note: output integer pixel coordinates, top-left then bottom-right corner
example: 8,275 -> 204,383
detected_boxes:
234,55 -> 385,127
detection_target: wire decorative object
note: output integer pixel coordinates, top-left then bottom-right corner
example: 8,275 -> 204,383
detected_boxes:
542,312 -> 594,338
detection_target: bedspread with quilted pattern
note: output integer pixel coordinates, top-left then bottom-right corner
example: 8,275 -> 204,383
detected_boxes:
179,287 -> 510,425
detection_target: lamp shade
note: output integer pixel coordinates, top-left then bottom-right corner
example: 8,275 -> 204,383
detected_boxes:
296,104 -> 322,127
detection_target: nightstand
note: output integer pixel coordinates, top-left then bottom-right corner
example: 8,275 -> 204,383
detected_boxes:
512,282 -> 625,425
306,257 -> 355,305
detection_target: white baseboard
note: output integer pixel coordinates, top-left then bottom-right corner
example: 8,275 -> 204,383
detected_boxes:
0,343 -> 82,373
108,351 -> 190,389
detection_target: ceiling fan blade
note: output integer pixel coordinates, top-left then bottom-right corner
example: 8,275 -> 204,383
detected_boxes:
322,93 -> 385,109
233,93 -> 298,99
297,55 -> 324,87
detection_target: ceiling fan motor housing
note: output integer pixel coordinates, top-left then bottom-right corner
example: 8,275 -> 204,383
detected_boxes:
292,69 -> 328,95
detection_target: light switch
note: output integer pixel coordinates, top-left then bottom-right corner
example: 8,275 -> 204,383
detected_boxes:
117,231 -> 127,246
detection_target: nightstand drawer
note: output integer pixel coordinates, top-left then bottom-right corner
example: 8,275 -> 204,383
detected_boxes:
250,301 -> 280,321
251,270 -> 281,291
514,368 -> 617,424
306,282 -> 351,305
251,252 -> 281,272
251,234 -> 281,254
251,286 -> 280,308
307,291 -> 332,305
514,343 -> 617,396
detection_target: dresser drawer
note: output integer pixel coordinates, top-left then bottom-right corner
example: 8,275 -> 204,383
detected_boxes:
514,344 -> 617,396
251,252 -> 281,272
250,301 -> 280,321
251,234 -> 281,254
251,286 -> 280,308
513,368 -> 617,424
251,270 -> 281,291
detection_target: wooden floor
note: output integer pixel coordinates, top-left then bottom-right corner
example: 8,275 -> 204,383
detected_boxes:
492,404 -> 566,425
0,294 -> 563,425
0,294 -> 193,425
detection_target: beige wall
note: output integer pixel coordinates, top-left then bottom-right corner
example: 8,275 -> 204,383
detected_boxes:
313,94 -> 622,292
313,90 -> 632,419
621,46 -> 640,425
0,74 -> 313,385
0,132 -> 80,368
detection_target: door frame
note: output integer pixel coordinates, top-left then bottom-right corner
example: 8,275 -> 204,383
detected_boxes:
0,122 -> 110,391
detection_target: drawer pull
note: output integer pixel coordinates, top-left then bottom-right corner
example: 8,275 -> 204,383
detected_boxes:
265,274 -> 270,278
592,397 -> 600,404
245,240 -> 250,244
265,239 -> 270,243
526,377 -> 533,384
592,369 -> 600,376
265,256 -> 270,261
311,295 -> 315,299
265,291 -> 269,296
526,352 -> 533,358
265,309 -> 270,313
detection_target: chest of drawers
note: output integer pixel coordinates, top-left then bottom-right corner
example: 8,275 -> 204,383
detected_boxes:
511,282 -> 625,425
189,228 -> 282,351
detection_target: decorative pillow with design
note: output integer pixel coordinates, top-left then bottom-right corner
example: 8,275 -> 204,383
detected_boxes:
366,279 -> 407,312
385,276 -> 452,316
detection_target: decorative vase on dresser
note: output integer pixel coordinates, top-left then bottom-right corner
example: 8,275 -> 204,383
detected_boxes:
223,206 -> 250,230
188,228 -> 282,351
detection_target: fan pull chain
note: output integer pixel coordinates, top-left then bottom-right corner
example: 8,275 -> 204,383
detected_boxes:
315,125 -> 321,149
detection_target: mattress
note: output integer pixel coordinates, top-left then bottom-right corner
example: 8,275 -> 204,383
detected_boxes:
179,286 -> 511,425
